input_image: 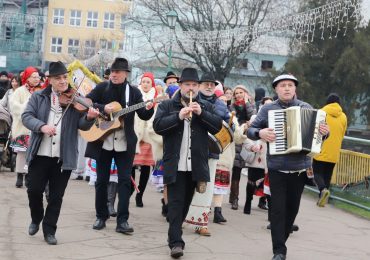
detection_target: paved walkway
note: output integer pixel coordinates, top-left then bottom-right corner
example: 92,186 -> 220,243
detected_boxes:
0,171 -> 369,260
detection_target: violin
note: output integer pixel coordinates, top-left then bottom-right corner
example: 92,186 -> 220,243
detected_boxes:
58,87 -> 107,121
58,87 -> 93,112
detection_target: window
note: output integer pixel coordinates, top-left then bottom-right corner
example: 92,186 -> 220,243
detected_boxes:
235,59 -> 248,69
70,10 -> 81,26
68,39 -> 80,54
261,60 -> 273,70
5,27 -> 13,40
100,40 -> 115,50
87,11 -> 98,28
51,37 -> 63,53
104,12 -> 115,29
53,9 -> 64,25
84,40 -> 96,56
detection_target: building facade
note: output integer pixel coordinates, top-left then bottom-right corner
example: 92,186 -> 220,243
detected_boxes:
44,0 -> 132,71
0,0 -> 48,72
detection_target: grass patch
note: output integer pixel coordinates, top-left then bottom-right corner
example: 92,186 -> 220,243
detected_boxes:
331,200 -> 370,220
304,186 -> 370,220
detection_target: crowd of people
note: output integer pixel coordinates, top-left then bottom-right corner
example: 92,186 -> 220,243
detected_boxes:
0,57 -> 347,260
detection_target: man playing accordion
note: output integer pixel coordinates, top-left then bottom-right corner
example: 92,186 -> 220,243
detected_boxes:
247,74 -> 329,260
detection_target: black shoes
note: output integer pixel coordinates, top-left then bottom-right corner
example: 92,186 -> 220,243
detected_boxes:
108,203 -> 117,217
265,223 -> 298,232
28,222 -> 39,236
116,221 -> 134,234
15,173 -> 23,188
92,219 -> 106,230
44,234 -> 57,245
272,254 -> 286,260
213,207 -> 227,223
258,203 -> 268,210
136,194 -> 144,207
75,175 -> 83,180
231,199 -> 238,210
291,224 -> 299,232
170,246 -> 184,258
161,198 -> 168,218
244,201 -> 251,214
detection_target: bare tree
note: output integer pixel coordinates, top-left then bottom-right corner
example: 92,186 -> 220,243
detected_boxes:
129,0 -> 296,82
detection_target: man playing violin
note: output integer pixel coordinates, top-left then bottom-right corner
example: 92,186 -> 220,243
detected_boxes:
85,57 -> 154,234
21,61 -> 100,245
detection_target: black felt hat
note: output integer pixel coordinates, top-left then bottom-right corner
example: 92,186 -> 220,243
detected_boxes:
199,72 -> 218,85
48,61 -> 68,77
164,71 -> 179,83
111,57 -> 131,72
178,68 -> 199,83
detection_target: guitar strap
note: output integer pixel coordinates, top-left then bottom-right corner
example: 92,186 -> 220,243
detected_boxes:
125,83 -> 130,107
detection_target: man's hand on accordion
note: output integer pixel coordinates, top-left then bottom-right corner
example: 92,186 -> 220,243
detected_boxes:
319,122 -> 330,136
259,128 -> 276,143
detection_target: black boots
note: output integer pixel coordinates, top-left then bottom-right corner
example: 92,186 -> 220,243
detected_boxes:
258,196 -> 268,210
213,207 -> 227,223
161,198 -> 168,218
107,182 -> 117,217
15,173 -> 29,188
244,200 -> 251,214
136,193 -> 144,207
230,180 -> 239,210
24,174 -> 29,188
15,173 -> 23,188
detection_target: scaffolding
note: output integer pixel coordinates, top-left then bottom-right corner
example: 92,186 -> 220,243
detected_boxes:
0,0 -> 48,71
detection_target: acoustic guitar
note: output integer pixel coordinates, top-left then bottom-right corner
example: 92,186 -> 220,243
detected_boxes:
80,95 -> 167,142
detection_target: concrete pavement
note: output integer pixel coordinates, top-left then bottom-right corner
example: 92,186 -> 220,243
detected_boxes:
0,171 -> 369,260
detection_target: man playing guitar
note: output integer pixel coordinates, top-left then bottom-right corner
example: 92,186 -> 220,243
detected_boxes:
85,57 -> 154,234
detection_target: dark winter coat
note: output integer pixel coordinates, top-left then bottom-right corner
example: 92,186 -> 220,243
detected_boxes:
247,98 -> 313,171
153,91 -> 222,184
84,80 -> 154,159
21,86 -> 94,170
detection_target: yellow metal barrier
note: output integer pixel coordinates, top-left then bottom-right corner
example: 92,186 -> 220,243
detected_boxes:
331,149 -> 370,185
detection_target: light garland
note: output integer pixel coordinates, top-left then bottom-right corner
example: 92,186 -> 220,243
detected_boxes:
176,0 -> 361,55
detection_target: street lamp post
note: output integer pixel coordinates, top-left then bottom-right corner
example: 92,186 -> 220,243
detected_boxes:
166,10 -> 178,71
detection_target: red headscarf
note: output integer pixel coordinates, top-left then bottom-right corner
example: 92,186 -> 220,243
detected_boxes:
141,72 -> 155,88
141,72 -> 157,98
21,66 -> 38,86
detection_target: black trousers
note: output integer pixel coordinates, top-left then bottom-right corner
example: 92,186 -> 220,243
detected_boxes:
167,171 -> 196,249
231,166 -> 242,181
95,149 -> 134,224
269,169 -> 306,255
312,159 -> 336,194
246,167 -> 265,201
131,165 -> 151,196
27,156 -> 71,236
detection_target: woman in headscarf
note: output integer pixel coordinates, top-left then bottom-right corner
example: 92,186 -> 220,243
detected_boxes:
229,85 -> 255,210
131,72 -> 157,207
10,67 -> 42,188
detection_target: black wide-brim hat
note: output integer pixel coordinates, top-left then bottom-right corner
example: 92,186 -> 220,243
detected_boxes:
164,71 -> 179,83
199,72 -> 219,85
178,68 -> 200,83
272,74 -> 299,88
48,61 -> 68,77
111,57 -> 131,72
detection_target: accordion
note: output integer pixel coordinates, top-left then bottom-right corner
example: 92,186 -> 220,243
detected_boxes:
267,106 -> 326,156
